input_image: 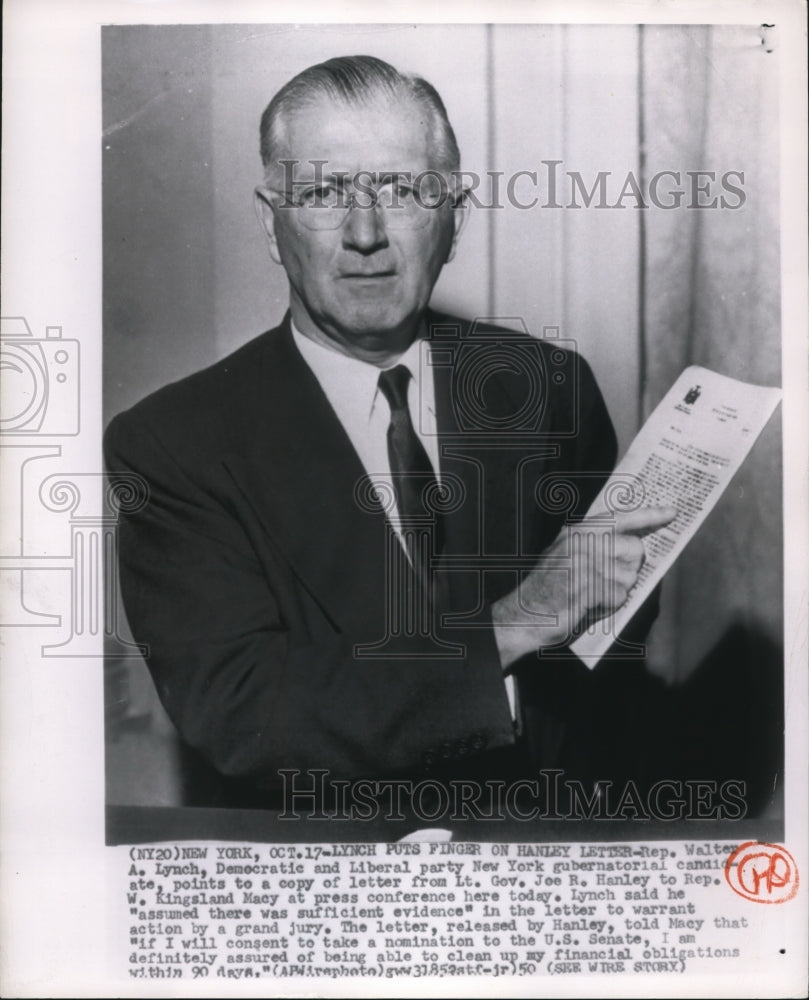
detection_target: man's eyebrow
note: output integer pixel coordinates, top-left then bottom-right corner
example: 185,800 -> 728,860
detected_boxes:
296,169 -> 414,184
284,166 -> 348,187
287,173 -> 346,193
317,171 -> 350,184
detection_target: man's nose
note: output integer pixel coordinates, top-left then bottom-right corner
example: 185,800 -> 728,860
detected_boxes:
341,201 -> 389,253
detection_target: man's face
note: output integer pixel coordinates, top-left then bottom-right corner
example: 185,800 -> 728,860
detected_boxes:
255,94 -> 466,361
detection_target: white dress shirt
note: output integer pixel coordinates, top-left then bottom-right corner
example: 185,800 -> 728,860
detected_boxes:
292,323 -> 441,537
291,322 -> 517,721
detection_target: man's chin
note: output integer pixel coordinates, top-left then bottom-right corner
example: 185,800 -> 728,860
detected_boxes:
333,309 -> 418,350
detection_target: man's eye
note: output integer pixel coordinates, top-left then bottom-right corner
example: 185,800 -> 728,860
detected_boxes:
383,179 -> 444,208
298,185 -> 339,207
392,182 -> 415,200
415,179 -> 444,207
377,182 -> 415,208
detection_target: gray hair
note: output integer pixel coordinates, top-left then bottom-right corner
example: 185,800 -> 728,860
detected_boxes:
259,55 -> 461,176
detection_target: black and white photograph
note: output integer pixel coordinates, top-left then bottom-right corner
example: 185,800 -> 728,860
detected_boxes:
1,1 -> 807,996
102,22 -> 784,841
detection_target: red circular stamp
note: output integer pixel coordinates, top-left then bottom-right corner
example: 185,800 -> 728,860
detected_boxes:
724,841 -> 799,904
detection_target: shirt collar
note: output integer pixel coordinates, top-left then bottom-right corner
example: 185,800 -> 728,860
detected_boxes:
290,321 -> 436,423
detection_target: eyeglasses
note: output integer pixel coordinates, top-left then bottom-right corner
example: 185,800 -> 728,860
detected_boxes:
268,174 -> 464,231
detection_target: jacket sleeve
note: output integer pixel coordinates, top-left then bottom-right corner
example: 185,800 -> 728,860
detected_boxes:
104,409 -> 516,790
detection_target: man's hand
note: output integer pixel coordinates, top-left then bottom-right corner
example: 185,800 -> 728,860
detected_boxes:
491,505 -> 677,670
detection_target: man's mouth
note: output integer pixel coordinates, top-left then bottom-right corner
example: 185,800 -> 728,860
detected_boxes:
339,270 -> 396,279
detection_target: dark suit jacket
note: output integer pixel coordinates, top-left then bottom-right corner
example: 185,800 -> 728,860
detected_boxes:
105,311 -> 657,803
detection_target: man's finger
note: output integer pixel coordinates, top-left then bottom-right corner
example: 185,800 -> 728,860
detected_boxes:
614,533 -> 646,566
611,505 -> 678,536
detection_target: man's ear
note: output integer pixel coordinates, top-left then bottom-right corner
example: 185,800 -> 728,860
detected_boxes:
445,193 -> 471,264
254,185 -> 283,265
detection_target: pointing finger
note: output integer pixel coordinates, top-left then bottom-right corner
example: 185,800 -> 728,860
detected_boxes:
611,505 -> 678,536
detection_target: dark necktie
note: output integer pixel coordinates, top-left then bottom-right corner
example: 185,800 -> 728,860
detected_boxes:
377,364 -> 445,563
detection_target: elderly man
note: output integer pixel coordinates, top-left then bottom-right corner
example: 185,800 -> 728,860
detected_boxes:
105,55 -> 673,809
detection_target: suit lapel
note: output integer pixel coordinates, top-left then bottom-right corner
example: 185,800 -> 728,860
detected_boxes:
428,313 -> 560,602
223,317 -> 390,635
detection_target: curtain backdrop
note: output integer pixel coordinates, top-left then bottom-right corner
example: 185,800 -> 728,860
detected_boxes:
640,25 -> 782,687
